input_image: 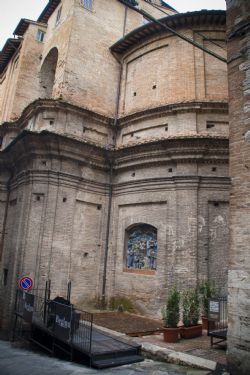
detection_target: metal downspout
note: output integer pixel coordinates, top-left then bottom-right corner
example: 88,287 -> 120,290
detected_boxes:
0,170 -> 12,262
101,6 -> 127,306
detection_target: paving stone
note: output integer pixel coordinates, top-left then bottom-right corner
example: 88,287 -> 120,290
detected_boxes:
0,340 -> 211,375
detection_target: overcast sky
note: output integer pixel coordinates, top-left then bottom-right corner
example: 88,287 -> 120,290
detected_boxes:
0,0 -> 226,49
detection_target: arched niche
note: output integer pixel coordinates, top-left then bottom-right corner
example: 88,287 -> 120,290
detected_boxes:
40,47 -> 59,98
125,224 -> 157,271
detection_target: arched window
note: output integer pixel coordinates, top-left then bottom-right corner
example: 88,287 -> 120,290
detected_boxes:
125,224 -> 157,271
40,47 -> 58,98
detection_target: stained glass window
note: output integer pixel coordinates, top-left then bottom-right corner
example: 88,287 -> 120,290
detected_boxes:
125,224 -> 157,270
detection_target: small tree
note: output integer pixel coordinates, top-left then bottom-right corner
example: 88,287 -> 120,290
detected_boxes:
162,287 -> 180,328
198,280 -> 217,317
182,288 -> 200,327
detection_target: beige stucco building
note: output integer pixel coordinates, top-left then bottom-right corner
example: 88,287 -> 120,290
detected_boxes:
0,0 -> 229,330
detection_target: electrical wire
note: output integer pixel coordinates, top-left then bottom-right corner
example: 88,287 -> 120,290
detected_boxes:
119,0 -> 227,63
145,0 -> 227,51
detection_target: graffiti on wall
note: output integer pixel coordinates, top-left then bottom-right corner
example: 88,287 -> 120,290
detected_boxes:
126,224 -> 157,270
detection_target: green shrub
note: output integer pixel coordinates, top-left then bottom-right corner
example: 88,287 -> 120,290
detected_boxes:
109,296 -> 135,312
162,287 -> 180,328
182,288 -> 200,327
198,280 -> 217,317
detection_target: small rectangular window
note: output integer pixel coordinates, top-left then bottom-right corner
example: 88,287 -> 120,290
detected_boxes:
81,0 -> 93,10
36,30 -> 45,42
206,122 -> 215,129
55,6 -> 62,25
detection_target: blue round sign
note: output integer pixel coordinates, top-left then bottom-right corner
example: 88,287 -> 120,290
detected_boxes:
19,276 -> 33,291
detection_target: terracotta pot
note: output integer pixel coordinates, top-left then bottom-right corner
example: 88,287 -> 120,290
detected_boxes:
202,316 -> 208,330
180,324 -> 202,339
163,327 -> 179,343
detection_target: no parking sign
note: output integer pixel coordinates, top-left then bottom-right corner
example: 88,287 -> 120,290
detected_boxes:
19,276 -> 33,291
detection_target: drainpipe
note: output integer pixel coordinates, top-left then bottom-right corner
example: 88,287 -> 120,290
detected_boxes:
101,6 -> 127,306
0,169 -> 12,262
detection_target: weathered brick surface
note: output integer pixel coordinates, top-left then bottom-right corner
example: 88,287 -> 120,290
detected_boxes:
0,2 -> 230,329
118,29 -> 227,117
0,23 -> 46,123
226,0 -> 250,373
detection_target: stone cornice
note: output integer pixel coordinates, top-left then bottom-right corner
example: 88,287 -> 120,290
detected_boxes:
1,130 -> 109,171
113,176 -> 231,196
114,137 -> 228,169
118,101 -> 228,126
9,169 -> 109,195
116,133 -> 228,151
0,130 -> 229,170
0,100 -> 228,137
0,99 -> 114,135
115,136 -> 228,154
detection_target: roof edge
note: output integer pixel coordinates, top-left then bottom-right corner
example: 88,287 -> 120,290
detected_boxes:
37,0 -> 61,23
111,9 -> 226,54
13,19 -> 47,37
0,38 -> 22,75
160,1 -> 177,12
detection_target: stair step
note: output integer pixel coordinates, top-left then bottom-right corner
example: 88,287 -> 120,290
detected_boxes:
92,348 -> 139,361
92,354 -> 144,369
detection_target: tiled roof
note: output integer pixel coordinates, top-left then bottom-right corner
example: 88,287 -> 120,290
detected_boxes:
13,19 -> 34,36
111,10 -> 226,54
0,38 -> 22,75
37,0 -> 61,23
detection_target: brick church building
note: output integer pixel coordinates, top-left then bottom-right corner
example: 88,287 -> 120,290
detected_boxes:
0,0 -> 229,338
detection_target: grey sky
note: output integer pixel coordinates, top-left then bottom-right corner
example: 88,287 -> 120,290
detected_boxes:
0,0 -> 226,49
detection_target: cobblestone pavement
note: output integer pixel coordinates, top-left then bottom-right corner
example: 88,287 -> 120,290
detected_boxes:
92,312 -> 226,366
0,340 -> 210,375
137,332 -> 227,365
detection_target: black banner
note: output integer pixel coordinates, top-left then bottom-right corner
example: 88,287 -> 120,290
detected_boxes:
23,293 -> 34,323
54,303 -> 72,341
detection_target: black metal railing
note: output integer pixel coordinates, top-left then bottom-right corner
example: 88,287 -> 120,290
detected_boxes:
207,296 -> 228,347
13,288 -> 94,355
45,299 -> 93,353
13,288 -> 46,340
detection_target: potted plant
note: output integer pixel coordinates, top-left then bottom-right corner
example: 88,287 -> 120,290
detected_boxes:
162,287 -> 180,343
198,280 -> 217,330
180,287 -> 202,339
